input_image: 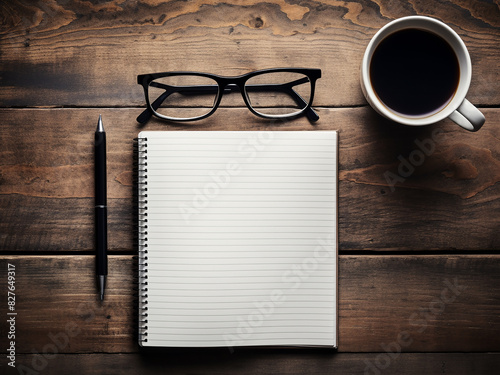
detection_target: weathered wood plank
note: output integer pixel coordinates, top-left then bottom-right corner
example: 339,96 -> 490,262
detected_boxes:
6,353 -> 500,375
0,256 -> 137,354
0,255 -> 499,353
1,108 -> 499,252
0,0 -> 498,107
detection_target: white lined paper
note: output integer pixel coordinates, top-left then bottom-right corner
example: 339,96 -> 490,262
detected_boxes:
138,131 -> 337,348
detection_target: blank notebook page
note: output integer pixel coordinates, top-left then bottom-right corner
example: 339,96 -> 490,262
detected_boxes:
138,131 -> 338,348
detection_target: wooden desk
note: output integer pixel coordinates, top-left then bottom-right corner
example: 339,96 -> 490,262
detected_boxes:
1,1 -> 499,373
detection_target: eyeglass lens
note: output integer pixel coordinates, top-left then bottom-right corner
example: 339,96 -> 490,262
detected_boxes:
147,75 -> 219,120
244,72 -> 312,117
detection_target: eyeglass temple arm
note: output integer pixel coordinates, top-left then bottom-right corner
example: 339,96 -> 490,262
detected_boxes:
137,79 -> 318,124
137,89 -> 173,124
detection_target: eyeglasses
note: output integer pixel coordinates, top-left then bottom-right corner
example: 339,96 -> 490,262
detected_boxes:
136,68 -> 321,123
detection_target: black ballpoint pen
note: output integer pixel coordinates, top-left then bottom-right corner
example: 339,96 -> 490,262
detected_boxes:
95,114 -> 108,301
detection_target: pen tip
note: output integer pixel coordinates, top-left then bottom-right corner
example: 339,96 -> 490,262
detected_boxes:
98,275 -> 106,301
96,114 -> 104,132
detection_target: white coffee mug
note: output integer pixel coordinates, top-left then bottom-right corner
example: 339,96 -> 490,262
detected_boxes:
361,16 -> 485,132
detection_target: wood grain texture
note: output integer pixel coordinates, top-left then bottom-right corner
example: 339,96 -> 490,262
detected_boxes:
1,0 -> 498,371
6,353 -> 500,375
0,0 -> 499,107
1,108 -> 499,252
0,255 -> 499,353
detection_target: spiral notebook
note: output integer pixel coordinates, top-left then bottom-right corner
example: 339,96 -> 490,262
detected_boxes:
137,131 -> 338,348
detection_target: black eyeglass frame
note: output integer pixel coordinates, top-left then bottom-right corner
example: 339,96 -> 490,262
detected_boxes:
136,68 -> 321,123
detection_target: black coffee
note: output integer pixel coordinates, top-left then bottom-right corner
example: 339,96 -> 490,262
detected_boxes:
370,28 -> 459,116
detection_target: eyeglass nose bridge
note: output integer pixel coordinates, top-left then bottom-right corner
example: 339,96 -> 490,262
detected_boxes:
213,80 -> 252,111
220,83 -> 244,95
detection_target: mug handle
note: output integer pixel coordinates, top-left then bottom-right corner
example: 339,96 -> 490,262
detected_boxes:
448,99 -> 485,132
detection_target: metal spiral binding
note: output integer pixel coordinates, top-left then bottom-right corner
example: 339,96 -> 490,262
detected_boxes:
137,136 -> 149,344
